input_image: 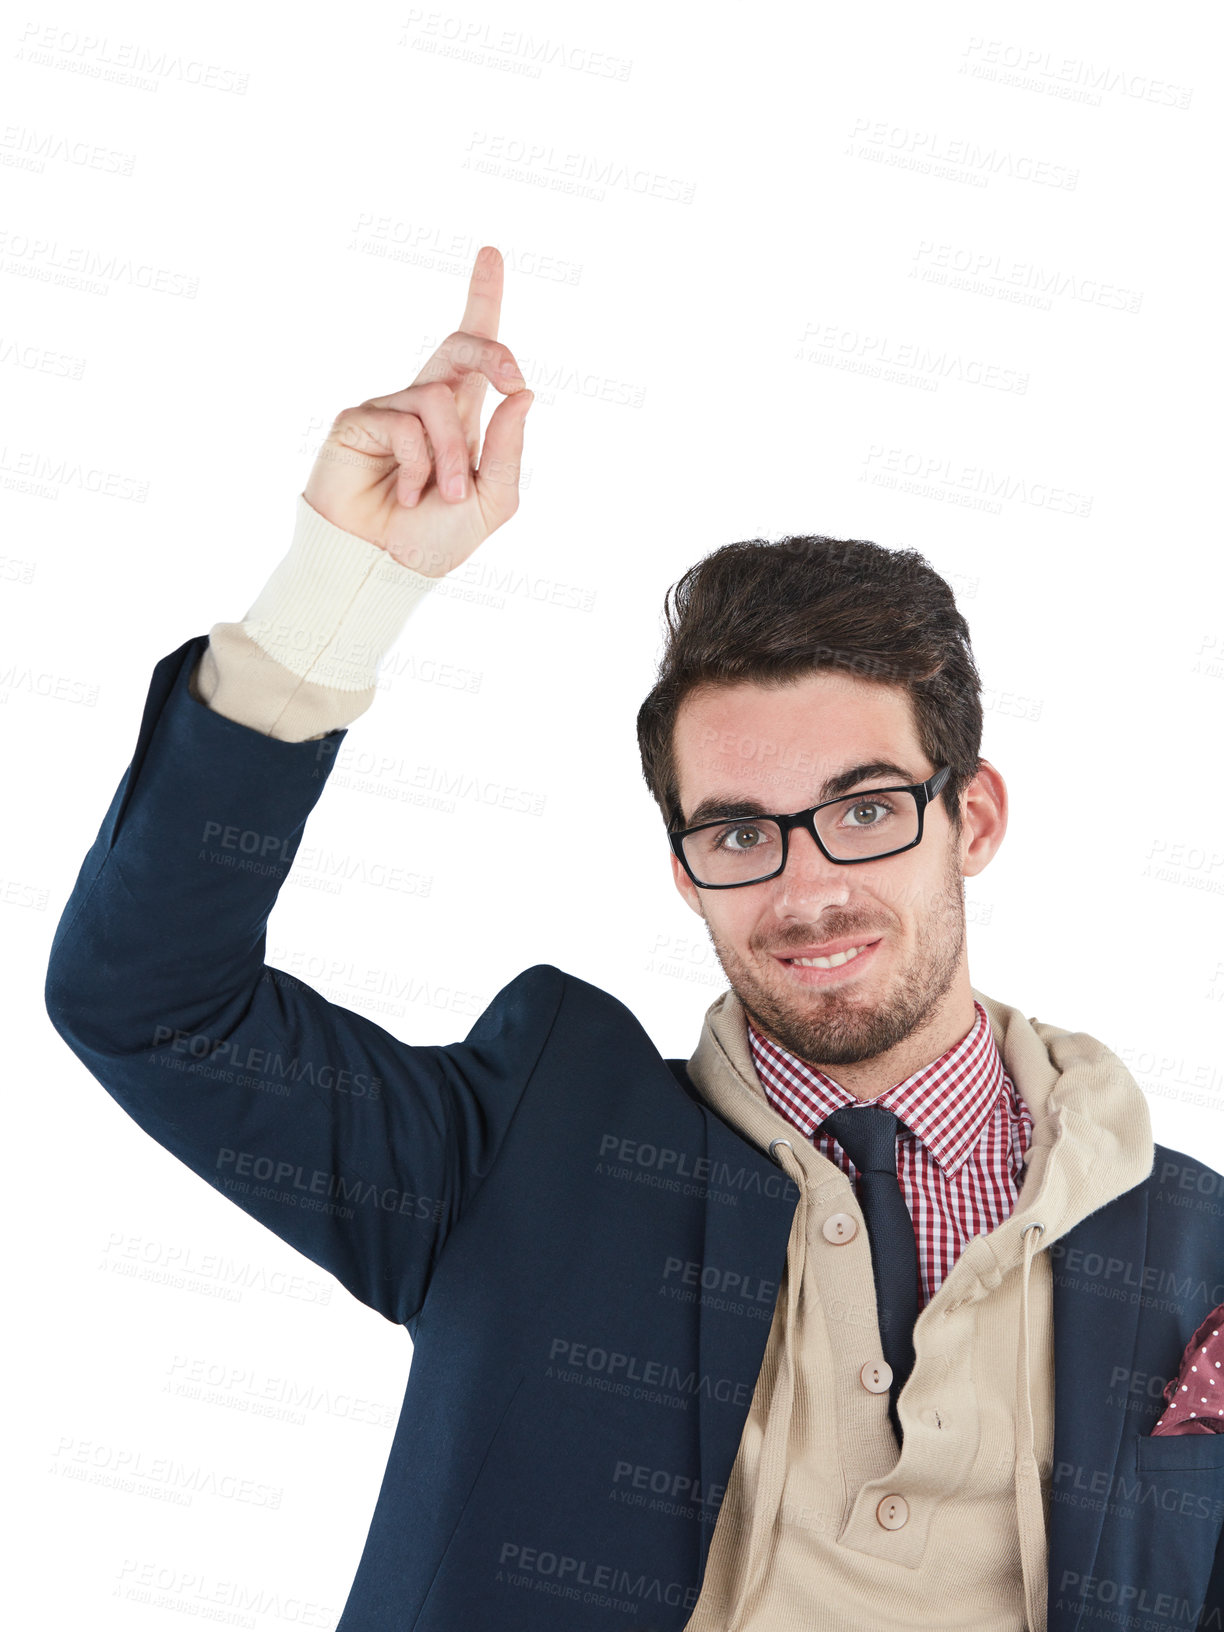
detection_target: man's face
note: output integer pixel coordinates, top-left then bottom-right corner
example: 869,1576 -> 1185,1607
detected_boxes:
669,672 -> 1003,1071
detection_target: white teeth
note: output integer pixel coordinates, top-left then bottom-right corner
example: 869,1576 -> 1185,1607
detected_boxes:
790,943 -> 871,969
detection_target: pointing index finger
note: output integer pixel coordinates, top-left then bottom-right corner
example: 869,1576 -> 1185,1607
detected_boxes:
461,244 -> 504,341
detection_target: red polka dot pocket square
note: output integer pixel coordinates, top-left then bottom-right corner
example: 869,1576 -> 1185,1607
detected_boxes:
1151,1304 -> 1224,1434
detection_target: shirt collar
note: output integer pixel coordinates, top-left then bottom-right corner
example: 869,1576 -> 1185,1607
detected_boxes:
746,998 -> 1010,1176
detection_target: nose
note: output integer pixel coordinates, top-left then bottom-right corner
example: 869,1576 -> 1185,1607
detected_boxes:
773,822 -> 852,910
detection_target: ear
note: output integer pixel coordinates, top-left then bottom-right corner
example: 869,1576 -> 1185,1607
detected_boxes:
670,851 -> 706,918
959,758 -> 1007,880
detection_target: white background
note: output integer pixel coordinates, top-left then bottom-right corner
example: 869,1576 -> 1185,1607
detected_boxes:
3,0 -> 1221,1625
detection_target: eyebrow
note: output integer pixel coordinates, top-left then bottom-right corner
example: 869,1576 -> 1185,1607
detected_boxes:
682,760 -> 921,829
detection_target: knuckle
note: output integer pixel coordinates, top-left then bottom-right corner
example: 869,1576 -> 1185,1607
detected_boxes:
446,328 -> 481,361
330,410 -> 377,451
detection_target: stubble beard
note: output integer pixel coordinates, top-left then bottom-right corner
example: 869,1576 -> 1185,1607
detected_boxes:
704,840 -> 967,1068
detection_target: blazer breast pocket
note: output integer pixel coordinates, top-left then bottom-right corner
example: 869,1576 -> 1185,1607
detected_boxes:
1135,1429 -> 1224,1474
1121,1430 -> 1224,1613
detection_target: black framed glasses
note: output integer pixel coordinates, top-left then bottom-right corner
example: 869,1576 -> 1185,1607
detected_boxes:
669,765 -> 953,889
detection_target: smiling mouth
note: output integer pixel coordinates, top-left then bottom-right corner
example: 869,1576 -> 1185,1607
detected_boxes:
783,941 -> 878,970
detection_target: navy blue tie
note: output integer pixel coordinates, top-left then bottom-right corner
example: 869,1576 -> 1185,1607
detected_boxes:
818,1105 -> 920,1443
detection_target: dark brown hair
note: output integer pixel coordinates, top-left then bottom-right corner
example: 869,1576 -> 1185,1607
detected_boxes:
635,533 -> 983,837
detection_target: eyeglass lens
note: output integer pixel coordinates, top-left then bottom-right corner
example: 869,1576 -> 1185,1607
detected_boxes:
681,790 -> 920,885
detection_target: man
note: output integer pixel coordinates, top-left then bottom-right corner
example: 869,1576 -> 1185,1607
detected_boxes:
45,246 -> 1224,1632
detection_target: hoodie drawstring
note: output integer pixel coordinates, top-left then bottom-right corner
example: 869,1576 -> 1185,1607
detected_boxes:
722,1137 -> 809,1630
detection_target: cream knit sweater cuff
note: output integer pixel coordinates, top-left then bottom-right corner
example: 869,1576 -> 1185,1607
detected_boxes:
189,493 -> 439,742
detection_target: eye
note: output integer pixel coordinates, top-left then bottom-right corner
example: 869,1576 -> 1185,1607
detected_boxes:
714,823 -> 768,852
840,798 -> 895,828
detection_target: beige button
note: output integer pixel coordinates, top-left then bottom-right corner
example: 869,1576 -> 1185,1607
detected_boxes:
822,1212 -> 858,1244
860,1360 -> 893,1394
876,1493 -> 909,1530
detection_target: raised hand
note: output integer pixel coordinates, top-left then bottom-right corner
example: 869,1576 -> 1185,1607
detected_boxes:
303,245 -> 533,578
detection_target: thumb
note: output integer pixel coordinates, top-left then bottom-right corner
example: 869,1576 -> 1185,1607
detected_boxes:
473,389 -> 533,527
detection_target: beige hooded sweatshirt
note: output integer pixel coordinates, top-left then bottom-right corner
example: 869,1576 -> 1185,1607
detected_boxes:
192,493 -> 1157,1631
678,985 -> 1152,1632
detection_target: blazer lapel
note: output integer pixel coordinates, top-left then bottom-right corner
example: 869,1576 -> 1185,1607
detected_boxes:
1047,1176 -> 1151,1629
667,1060 -> 799,1576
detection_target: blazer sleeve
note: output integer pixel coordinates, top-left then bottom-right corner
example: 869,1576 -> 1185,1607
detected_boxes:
44,634 -> 565,1326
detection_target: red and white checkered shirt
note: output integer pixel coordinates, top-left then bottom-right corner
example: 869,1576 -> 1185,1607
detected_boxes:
747,999 -> 1033,1311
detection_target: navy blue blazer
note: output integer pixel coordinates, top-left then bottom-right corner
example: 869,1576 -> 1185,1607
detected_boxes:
44,636 -> 1224,1632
